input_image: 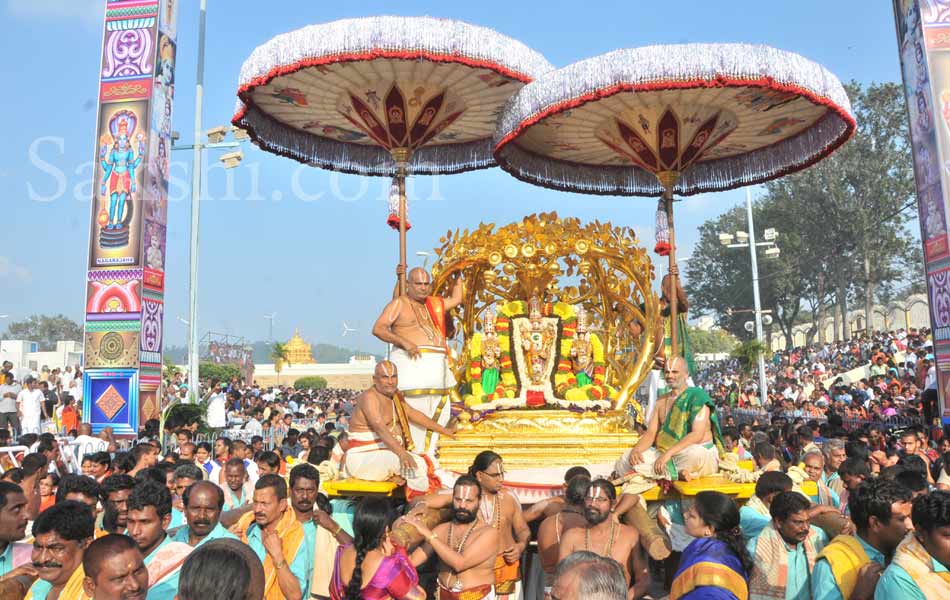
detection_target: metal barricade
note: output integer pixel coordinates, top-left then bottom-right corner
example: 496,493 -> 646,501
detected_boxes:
0,446 -> 29,469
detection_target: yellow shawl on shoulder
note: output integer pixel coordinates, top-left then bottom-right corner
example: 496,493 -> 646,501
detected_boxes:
815,535 -> 870,600
239,509 -> 305,600
24,564 -> 88,600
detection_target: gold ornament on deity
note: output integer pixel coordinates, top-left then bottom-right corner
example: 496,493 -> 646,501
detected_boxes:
428,212 -> 661,416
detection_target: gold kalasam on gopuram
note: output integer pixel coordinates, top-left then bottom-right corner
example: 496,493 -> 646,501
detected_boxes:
429,213 -> 661,471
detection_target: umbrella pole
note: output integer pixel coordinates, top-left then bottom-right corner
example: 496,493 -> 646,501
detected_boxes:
392,148 -> 411,296
658,171 -> 681,359
398,173 -> 407,296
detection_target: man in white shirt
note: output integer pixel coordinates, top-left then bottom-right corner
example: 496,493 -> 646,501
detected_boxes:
0,372 -> 21,435
16,377 -> 45,435
204,381 -> 228,429
73,423 -> 109,466
244,409 -> 263,436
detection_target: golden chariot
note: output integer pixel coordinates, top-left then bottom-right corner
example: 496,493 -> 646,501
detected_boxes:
427,212 -> 660,472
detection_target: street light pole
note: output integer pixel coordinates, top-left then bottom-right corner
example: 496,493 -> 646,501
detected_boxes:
186,0 -> 207,403
746,188 -> 768,407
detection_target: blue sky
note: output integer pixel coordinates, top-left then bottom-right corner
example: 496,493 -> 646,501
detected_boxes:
0,0 -> 910,355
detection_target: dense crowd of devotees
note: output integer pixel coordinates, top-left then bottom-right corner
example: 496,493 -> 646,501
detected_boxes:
696,328 -> 940,424
0,372 -> 942,599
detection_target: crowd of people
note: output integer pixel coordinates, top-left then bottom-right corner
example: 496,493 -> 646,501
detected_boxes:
696,328 -> 939,426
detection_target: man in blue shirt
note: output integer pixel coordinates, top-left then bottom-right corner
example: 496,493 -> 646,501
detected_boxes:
739,471 -> 793,540
242,474 -> 311,600
748,491 -> 828,600
0,482 -> 30,578
875,491 -> 950,599
812,478 -> 913,600
126,480 -> 193,600
171,464 -> 205,530
170,481 -> 238,548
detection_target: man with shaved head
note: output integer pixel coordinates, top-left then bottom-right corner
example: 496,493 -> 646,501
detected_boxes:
343,360 -> 455,497
615,355 -> 723,481
372,266 -> 463,454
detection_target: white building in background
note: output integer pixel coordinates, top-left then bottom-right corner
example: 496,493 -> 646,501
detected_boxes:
0,340 -> 83,379
769,293 -> 932,351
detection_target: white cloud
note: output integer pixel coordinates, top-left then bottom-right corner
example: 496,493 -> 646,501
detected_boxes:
6,0 -> 104,26
0,256 -> 32,283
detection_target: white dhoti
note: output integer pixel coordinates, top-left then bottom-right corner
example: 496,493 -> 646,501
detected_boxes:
343,431 -> 433,495
615,443 -> 719,481
391,345 -> 455,454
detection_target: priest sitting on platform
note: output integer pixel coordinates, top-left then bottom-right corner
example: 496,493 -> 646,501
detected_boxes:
343,361 -> 455,498
614,356 -> 722,481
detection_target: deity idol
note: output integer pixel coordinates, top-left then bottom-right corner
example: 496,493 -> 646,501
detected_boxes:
569,306 -> 595,386
521,296 -> 555,406
480,309 -> 503,396
99,111 -> 145,231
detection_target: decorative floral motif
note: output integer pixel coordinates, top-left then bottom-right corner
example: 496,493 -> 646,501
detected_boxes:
96,385 -> 126,420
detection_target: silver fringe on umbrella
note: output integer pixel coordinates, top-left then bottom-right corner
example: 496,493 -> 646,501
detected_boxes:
493,43 -> 855,196
232,15 -> 553,177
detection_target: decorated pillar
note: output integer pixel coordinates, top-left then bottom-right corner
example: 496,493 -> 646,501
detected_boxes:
83,0 -> 178,435
894,1 -> 950,424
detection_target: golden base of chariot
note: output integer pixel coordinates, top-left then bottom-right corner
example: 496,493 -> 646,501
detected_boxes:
438,409 -> 639,472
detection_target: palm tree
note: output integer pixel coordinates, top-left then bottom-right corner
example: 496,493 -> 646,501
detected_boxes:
270,342 -> 291,386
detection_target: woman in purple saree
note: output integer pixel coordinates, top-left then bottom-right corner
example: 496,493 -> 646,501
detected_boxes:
671,491 -> 752,600
330,498 -> 425,600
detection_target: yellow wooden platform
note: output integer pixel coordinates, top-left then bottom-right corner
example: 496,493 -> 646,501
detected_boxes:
672,476 -> 818,501
323,479 -> 404,499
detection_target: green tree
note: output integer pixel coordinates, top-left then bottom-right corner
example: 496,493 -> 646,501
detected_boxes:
198,362 -> 241,382
687,326 -> 738,354
293,376 -> 328,391
685,81 -> 917,346
732,340 -> 769,375
4,314 -> 83,350
270,342 -> 291,386
163,356 -> 182,381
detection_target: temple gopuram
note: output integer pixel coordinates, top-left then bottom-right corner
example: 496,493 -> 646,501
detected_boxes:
285,329 -> 316,364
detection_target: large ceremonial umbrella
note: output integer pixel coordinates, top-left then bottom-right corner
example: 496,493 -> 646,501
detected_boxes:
493,43 -> 855,359
233,16 -> 552,292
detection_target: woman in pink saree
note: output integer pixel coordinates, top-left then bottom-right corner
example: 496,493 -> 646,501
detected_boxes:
330,498 -> 425,600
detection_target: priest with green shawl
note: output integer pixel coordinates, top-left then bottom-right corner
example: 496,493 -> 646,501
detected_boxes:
615,356 -> 723,480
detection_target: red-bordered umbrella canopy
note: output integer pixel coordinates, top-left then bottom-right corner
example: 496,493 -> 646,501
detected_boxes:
493,43 -> 855,357
232,16 -> 552,292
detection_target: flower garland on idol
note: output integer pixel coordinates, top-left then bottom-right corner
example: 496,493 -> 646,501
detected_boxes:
464,300 -> 614,413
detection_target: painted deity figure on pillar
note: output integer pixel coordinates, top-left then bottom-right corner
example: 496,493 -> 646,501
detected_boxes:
99,110 -> 145,232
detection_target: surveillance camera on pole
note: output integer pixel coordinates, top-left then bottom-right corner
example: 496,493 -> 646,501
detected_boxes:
735,231 -> 749,244
719,233 -> 734,246
764,246 -> 780,258
744,321 -> 755,332
762,314 -> 773,326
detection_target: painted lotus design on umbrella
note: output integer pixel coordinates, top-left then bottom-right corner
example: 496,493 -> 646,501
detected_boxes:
232,15 -> 552,290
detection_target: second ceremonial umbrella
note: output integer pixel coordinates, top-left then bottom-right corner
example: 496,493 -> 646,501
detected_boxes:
493,43 -> 855,363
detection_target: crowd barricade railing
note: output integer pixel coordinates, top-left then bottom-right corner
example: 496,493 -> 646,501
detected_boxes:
0,446 -> 29,468
55,438 -> 83,474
